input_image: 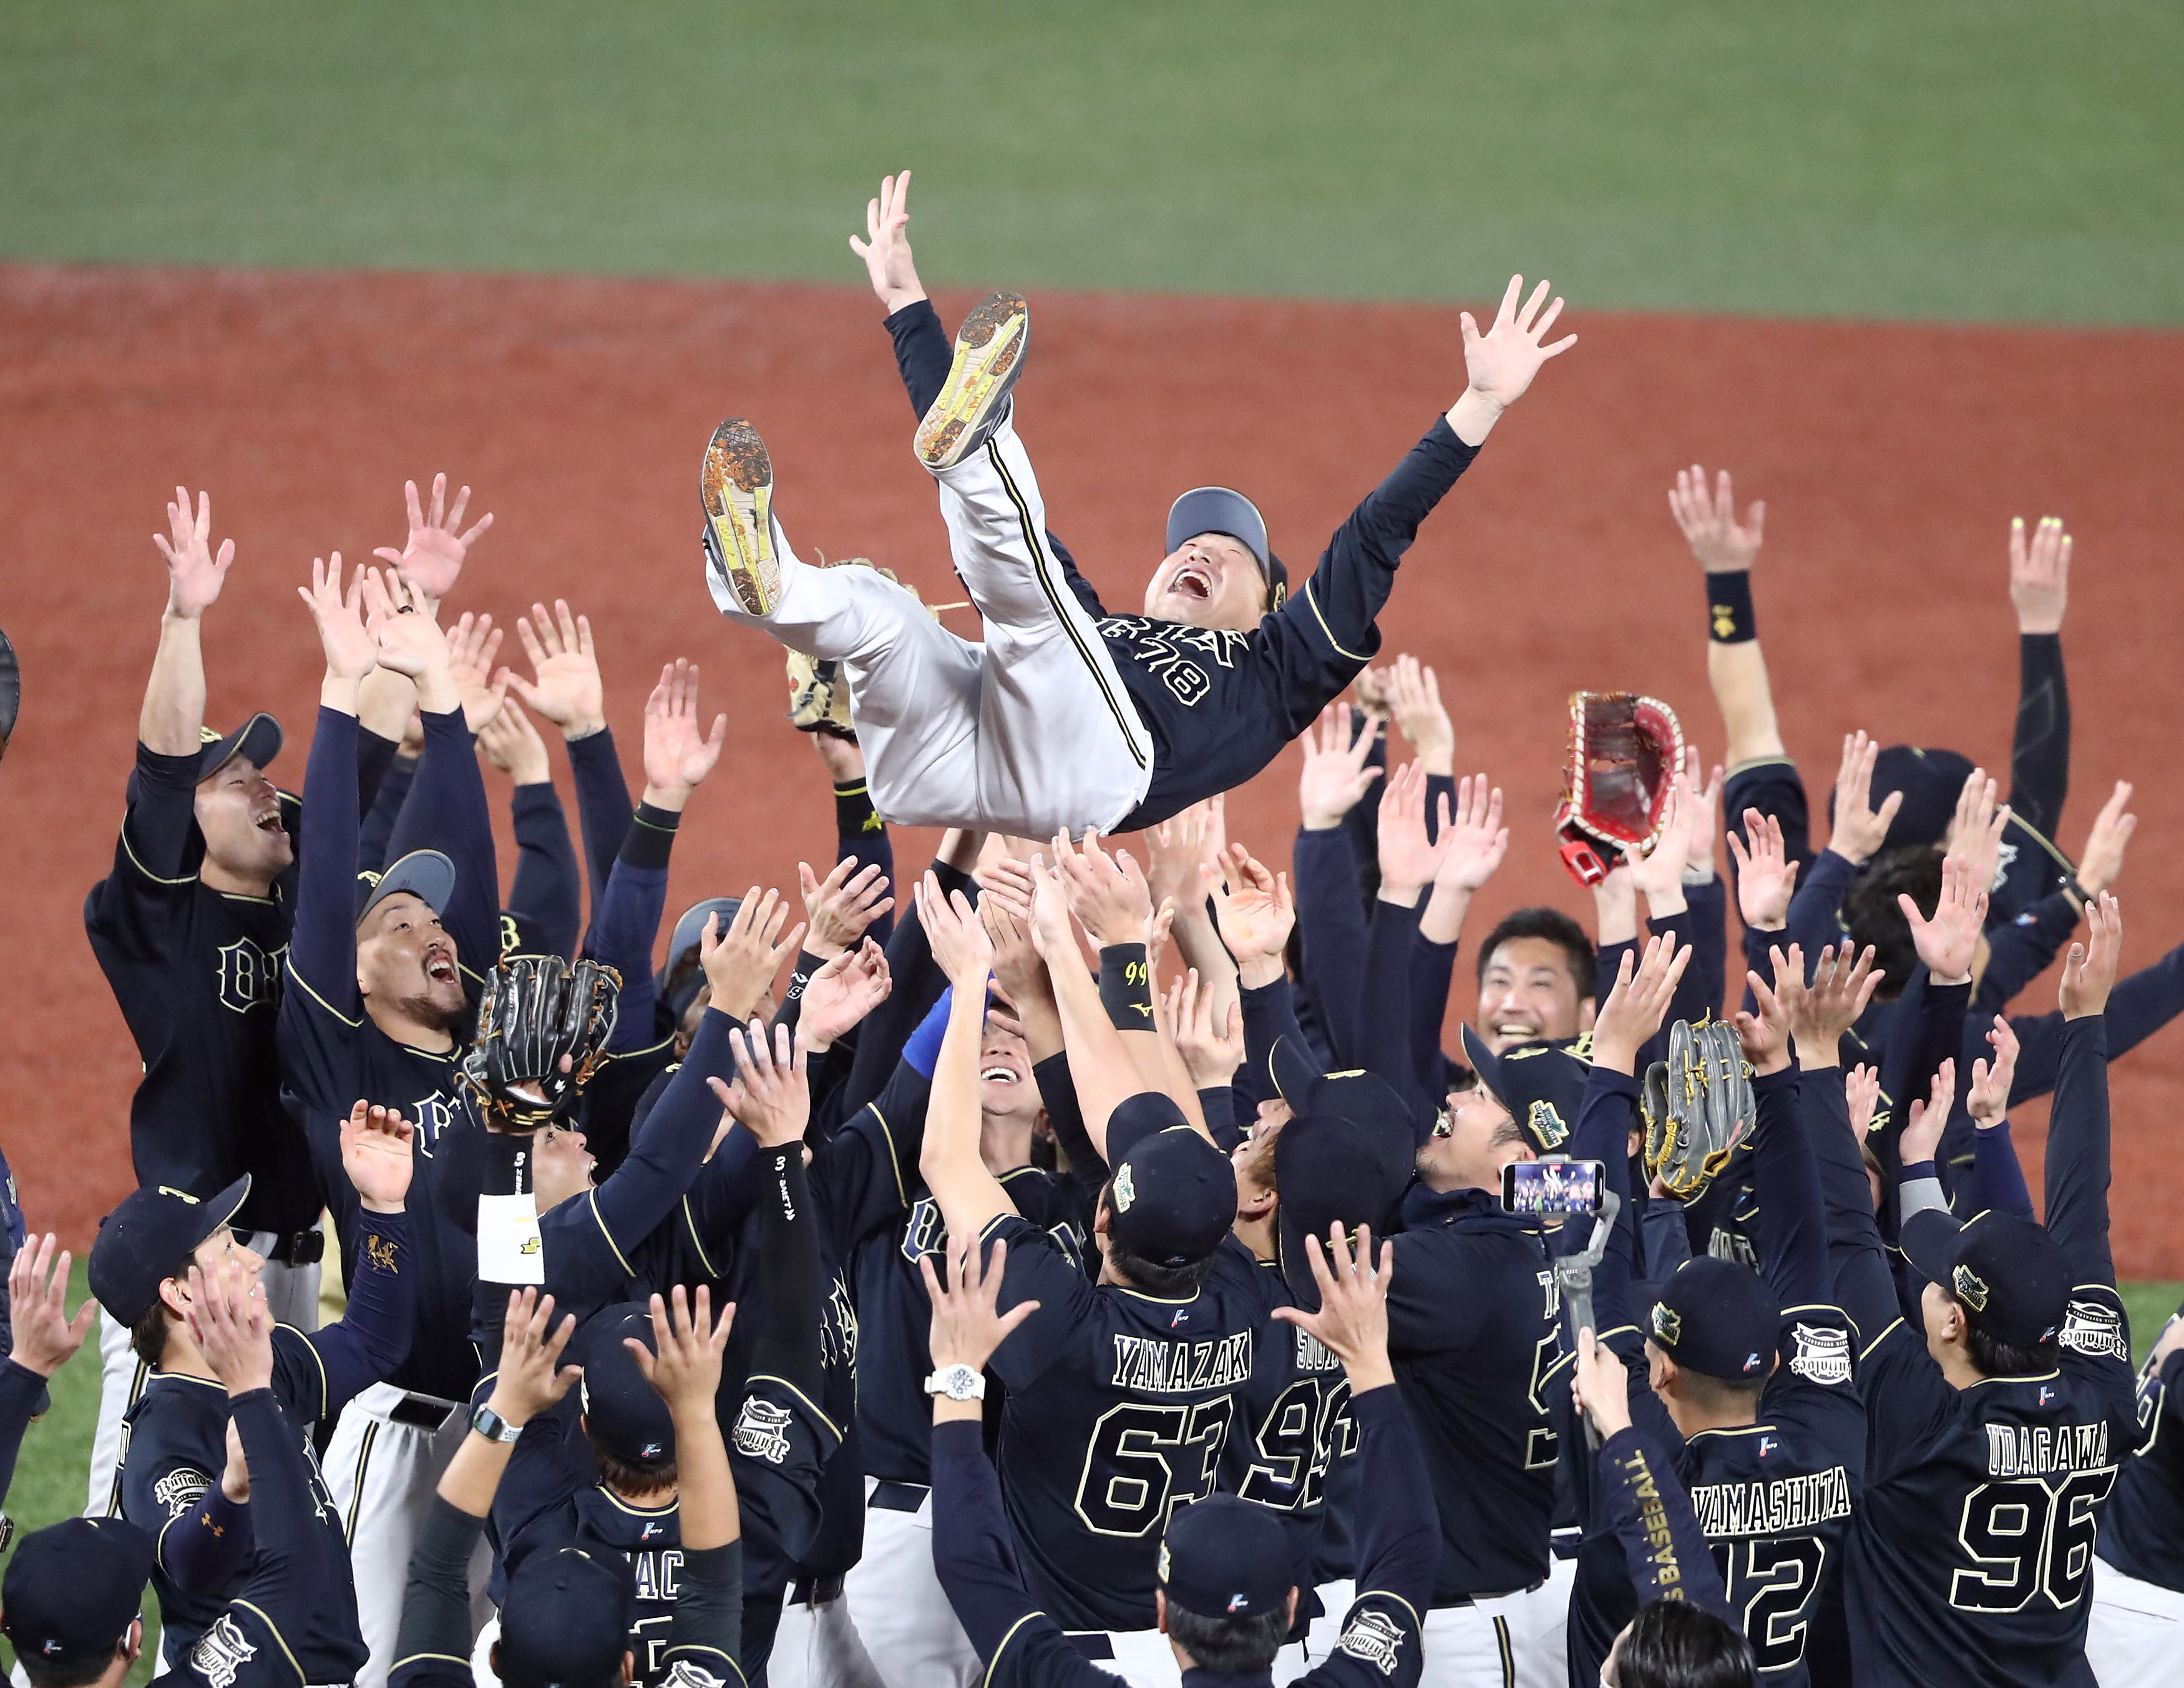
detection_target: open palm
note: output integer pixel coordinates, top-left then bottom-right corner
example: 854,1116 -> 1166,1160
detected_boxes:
373,472 -> 492,601
1461,275 -> 1576,410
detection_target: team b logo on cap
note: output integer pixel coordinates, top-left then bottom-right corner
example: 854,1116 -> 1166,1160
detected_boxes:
1787,1323 -> 1852,1387
1528,1101 -> 1569,1148
731,1398 -> 793,1465
1337,1609 -> 1405,1677
190,1615 -> 258,1688
1952,1264 -> 1990,1310
1650,1304 -> 1682,1345
1113,1164 -> 1138,1212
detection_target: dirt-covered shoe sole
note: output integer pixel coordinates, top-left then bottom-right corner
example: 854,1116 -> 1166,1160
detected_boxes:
914,290 -> 1030,471
701,417 -> 780,614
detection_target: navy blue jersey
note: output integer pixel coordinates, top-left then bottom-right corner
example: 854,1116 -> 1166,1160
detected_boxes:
1387,1185 -> 1561,1603
985,1220 -> 1272,1631
87,743 -> 319,1234
2091,1305 -> 2184,1593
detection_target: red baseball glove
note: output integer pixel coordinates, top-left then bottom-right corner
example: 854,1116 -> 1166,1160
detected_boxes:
1551,691 -> 1684,887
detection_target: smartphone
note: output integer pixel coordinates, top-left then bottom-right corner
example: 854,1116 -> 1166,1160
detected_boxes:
1501,1158 -> 1604,1216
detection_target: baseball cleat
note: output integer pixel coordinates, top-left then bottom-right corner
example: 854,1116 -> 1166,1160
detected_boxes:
914,290 -> 1030,471
700,417 -> 781,615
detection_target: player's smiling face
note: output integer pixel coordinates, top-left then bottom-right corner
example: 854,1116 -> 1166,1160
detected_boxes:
356,892 -> 466,1030
160,1226 -> 267,1322
1415,1084 -> 1531,1193
193,756 -> 293,882
978,1023 -> 1038,1121
534,1123 -> 595,1211
1143,532 -> 1266,633
1475,938 -> 1591,1052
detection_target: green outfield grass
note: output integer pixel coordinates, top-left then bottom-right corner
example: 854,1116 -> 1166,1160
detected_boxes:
2,1 -> 2179,323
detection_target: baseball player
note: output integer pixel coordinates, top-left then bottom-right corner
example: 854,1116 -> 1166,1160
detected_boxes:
2,1258 -> 334,1688
1563,944 -> 1865,1687
95,1106 -> 414,1682
925,1218 -> 1437,1688
912,872 -> 1272,1687
391,1287 -> 748,1688
0,1234 -> 97,1513
85,490 -> 340,1516
2084,1303 -> 2184,1679
283,557 -> 507,1687
1816,897 -> 2136,1686
698,171 -> 1571,841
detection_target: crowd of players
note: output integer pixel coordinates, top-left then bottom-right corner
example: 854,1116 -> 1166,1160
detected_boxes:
1,173 -> 2182,1688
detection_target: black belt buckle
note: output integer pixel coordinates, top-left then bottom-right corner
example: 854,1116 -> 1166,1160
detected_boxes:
1065,1634 -> 1114,1661
289,1229 -> 325,1266
869,1480 -> 929,1513
389,1394 -> 452,1432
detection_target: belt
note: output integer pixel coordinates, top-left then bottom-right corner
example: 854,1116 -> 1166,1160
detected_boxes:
1064,1635 -> 1115,1661
243,1228 -> 325,1267
387,1392 -> 461,1432
869,1480 -> 930,1513
1433,1578 -> 1547,1610
786,1574 -> 846,1606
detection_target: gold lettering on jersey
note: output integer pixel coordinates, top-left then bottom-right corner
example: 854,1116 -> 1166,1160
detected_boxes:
1687,1466 -> 1852,1538
1984,1420 -> 2112,1477
1611,1442 -> 1687,1599
1109,1330 -> 1254,1393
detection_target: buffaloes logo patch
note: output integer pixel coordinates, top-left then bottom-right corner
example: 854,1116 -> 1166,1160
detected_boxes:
1337,1608 -> 1405,1677
731,1397 -> 794,1465
2059,1298 -> 2128,1362
1787,1322 -> 1853,1387
190,1615 -> 257,1688
154,1467 -> 211,1519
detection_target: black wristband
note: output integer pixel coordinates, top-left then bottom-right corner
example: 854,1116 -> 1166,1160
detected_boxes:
834,780 -> 884,838
1098,944 -> 1154,1030
618,801 -> 681,871
1705,570 -> 1757,643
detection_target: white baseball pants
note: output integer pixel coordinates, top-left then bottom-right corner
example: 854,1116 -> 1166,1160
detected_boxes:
841,1481 -> 984,1688
2087,1554 -> 2184,1687
708,419 -> 1153,839
1416,1581 -> 1567,1688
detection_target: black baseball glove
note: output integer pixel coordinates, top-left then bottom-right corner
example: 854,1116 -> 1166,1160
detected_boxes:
461,954 -> 622,1132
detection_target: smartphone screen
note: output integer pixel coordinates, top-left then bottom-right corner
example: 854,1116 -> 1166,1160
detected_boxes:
1501,1158 -> 1604,1215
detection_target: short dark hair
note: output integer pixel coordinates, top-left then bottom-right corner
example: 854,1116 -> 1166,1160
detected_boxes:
1098,1183 -> 1217,1299
130,1249 -> 202,1368
1166,1602 -> 1290,1675
591,1442 -> 677,1498
1675,1368 -> 1768,1418
1612,1599 -> 1755,1688
1843,846 -> 1943,1002
1475,908 -> 1597,1001
1938,1286 -> 2059,1378
21,1649 -> 130,1688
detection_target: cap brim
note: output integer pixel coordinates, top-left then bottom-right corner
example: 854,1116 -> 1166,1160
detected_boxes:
1456,1024 -> 1506,1108
668,897 -> 743,970
1267,1035 -> 1320,1106
200,712 -> 283,779
1899,1209 -> 1964,1287
358,849 -> 456,923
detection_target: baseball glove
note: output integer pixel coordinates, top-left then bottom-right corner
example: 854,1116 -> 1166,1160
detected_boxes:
1551,691 -> 1685,887
460,954 -> 622,1132
1640,1018 -> 1755,1199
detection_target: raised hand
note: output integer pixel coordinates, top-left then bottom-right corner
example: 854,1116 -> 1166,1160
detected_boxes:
1210,845 -> 1295,965
1733,970 -> 1793,1076
2009,514 -> 2071,636
2060,892 -> 2122,1020
1167,967 -> 1244,1088
155,487 -> 234,620
485,1289 -> 583,1426
641,659 -> 728,809
633,1286 -> 736,1415
700,890 -> 806,1023
922,1234 -> 1039,1377
362,569 -> 454,685
477,698 -> 552,785
1966,1016 -> 2020,1127
799,857 -> 894,960
1589,933 -> 1692,1075
1385,655 -> 1455,775
1727,807 -> 1798,931
185,1261 -> 273,1397
847,170 -> 927,316
1054,832 -> 1153,947
444,611 -> 507,731
1376,760 -> 1455,899
1669,466 -> 1765,573
372,472 -> 492,602
1778,942 -> 1882,1066
1352,665 -> 1392,718
1900,1059 -> 1956,1168
720,1020 -> 811,1147
7,1234 -> 97,1378
1683,748 -> 1723,881
1435,774 -> 1509,894
1845,1064 -> 1883,1138
2075,781 -> 2136,897
1571,1327 -> 1633,1439
1626,777 -> 1694,910
297,554 -> 378,683
1451,275 -> 1576,435
796,940 -> 892,1049
1145,801 -> 1219,915
915,871 -> 996,988
1944,771 -> 2009,900
980,885 -> 1052,1013
1903,854 -> 1986,986
1826,732 -> 1903,866
1298,702 -> 1383,829
339,1101 -> 415,1213
503,600 -> 606,741
1272,1226 -> 1396,1390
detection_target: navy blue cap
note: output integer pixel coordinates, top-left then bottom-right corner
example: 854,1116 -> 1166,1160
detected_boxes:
1457,1025 -> 1588,1155
1902,1208 -> 2069,1348
496,1548 -> 636,1688
1159,1496 -> 1294,1619
1871,745 -> 1976,854
1106,1112 -> 1237,1269
577,1304 -> 675,1471
1645,1257 -> 1779,1383
660,897 -> 743,1023
196,713 -> 282,781
88,1176 -> 250,1325
1,1516 -> 154,1667
1274,1112 -> 1412,1304
1268,1037 -> 1414,1138
1166,487 -> 1287,606
1107,1091 -> 1191,1162
356,847 -> 456,924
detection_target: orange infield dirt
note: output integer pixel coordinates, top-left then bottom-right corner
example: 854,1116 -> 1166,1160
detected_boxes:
2,266 -> 2182,1270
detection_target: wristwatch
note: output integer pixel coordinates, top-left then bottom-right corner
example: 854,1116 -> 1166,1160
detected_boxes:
924,1365 -> 985,1402
471,1404 -> 523,1444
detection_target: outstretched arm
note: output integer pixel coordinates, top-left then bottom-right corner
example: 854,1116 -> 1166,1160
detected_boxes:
2007,515 -> 2072,837
1670,465 -> 1784,778
915,877 -> 1017,1242
140,487 -> 233,756
2046,895 -> 2123,1288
